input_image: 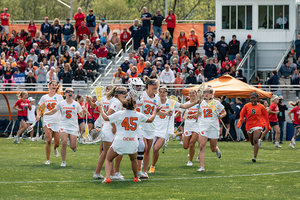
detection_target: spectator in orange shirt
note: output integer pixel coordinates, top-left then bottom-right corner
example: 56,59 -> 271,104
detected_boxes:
0,8 -> 10,37
174,72 -> 184,96
187,28 -> 199,59
114,67 -> 125,78
177,31 -> 188,52
137,57 -> 146,73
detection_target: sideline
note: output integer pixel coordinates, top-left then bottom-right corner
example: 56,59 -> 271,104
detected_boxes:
1,170 -> 300,184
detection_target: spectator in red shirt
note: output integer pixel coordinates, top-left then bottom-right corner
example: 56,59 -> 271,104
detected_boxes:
13,91 -> 31,144
120,27 -> 131,51
24,32 -> 32,52
28,20 -> 37,38
165,9 -> 176,38
6,46 -> 18,60
17,56 -> 27,73
77,22 -> 90,42
14,32 -> 23,45
0,8 -> 10,37
232,54 -> 242,67
74,7 -> 85,31
95,43 -> 108,67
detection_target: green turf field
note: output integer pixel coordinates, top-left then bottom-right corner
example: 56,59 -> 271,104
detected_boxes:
0,138 -> 299,200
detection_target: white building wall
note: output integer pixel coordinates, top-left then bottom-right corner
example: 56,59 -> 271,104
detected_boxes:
215,0 -> 296,43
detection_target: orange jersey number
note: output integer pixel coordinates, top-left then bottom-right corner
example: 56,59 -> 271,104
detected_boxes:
47,103 -> 56,111
203,109 -> 212,118
103,105 -> 109,113
66,110 -> 72,119
136,108 -> 140,112
144,105 -> 155,115
187,111 -> 197,120
159,110 -> 167,119
121,117 -> 138,131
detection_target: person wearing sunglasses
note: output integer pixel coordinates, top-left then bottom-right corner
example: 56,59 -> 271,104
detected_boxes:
44,87 -> 86,167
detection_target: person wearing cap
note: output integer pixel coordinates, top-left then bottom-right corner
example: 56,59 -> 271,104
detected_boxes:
25,71 -> 37,91
203,35 -> 215,58
86,9 -> 96,37
25,97 -> 36,141
160,64 -> 174,84
137,57 -> 146,73
95,43 -> 108,66
236,69 -> 247,83
129,19 -> 143,50
203,25 -> 215,43
114,67 -> 125,78
228,35 -> 240,61
74,7 -> 85,31
73,63 -> 87,82
77,22 -> 90,42
204,58 -> 218,81
179,45 -> 190,59
120,28 -> 131,51
185,70 -> 197,84
155,50 -> 168,66
214,36 -> 228,62
58,40 -> 70,57
41,17 -> 51,42
38,50 -> 47,63
97,18 -> 110,38
120,57 -> 130,73
0,8 -> 10,37
140,7 -> 152,45
62,18 -> 75,42
241,34 -> 256,57
17,56 -> 27,74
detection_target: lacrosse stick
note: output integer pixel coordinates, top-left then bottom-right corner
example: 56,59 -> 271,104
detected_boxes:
83,85 -> 90,139
196,84 -> 205,122
173,121 -> 184,141
162,95 -> 178,153
85,129 -> 103,144
207,100 -> 235,142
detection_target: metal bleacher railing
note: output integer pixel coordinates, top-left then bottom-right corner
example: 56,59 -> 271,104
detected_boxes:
275,40 -> 294,72
236,45 -> 257,84
10,20 -> 216,24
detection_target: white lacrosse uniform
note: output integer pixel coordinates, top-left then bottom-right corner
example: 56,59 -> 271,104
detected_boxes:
154,98 -> 180,138
183,101 -> 201,136
109,110 -> 148,155
140,91 -> 161,140
199,100 -> 224,139
94,96 -> 110,128
102,97 -> 123,142
55,100 -> 82,136
26,105 -> 36,124
38,94 -> 63,132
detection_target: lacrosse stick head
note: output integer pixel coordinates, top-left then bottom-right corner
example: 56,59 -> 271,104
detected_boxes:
197,84 -> 206,97
38,102 -> 46,115
94,86 -> 105,103
83,126 -> 89,138
207,100 -> 217,111
168,95 -> 178,110
129,78 -> 144,97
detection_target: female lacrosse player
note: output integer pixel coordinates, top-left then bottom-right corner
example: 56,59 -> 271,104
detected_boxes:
36,80 -> 63,164
140,76 -> 172,178
44,88 -> 86,167
13,91 -> 31,144
99,96 -> 162,183
237,92 -> 271,162
93,86 -> 127,180
149,86 -> 200,172
258,96 -> 281,148
288,100 -> 300,148
76,95 -> 87,144
196,87 -> 226,172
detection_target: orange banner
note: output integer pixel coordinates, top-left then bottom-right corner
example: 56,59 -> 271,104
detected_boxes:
9,23 -> 205,45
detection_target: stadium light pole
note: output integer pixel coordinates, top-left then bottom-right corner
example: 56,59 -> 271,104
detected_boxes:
165,0 -> 168,18
56,0 -> 73,21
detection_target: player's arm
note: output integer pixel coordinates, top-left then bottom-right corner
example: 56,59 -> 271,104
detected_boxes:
262,106 -> 272,130
146,106 -> 162,123
219,109 -> 226,119
267,106 -> 279,114
87,96 -> 97,108
99,105 -> 110,121
12,104 -> 22,111
44,108 -> 58,116
179,99 -> 200,109
288,110 -> 294,122
174,110 -> 181,118
237,106 -> 246,128
78,107 -> 87,118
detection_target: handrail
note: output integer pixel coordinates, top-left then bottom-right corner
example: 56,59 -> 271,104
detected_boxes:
115,49 -> 123,59
236,45 -> 255,71
275,40 -> 294,71
125,38 -> 133,53
90,73 -> 103,87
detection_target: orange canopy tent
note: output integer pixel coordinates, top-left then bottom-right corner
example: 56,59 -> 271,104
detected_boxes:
182,75 -> 273,99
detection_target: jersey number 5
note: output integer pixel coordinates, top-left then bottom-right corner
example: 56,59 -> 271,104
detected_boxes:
66,110 -> 72,119
121,117 -> 138,131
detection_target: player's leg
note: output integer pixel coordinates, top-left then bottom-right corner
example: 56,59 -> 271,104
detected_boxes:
252,130 -> 261,161
95,141 -> 112,174
188,132 -> 198,162
16,119 -> 27,137
129,153 -> 139,179
69,134 -> 77,151
219,124 -> 223,140
273,124 -> 281,147
44,126 -> 53,161
198,134 -> 208,168
114,155 -> 124,179
104,148 -> 119,181
151,137 -> 165,169
209,138 -> 221,159
143,138 -> 153,174
182,134 -> 191,150
79,121 -> 85,143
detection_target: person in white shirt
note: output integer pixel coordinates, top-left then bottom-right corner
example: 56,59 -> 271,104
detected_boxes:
99,96 -> 161,183
26,97 -> 36,141
276,11 -> 287,28
44,87 -> 86,167
160,64 -> 175,84
36,80 -> 64,165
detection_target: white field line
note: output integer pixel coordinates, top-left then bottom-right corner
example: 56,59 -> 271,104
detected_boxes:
0,170 -> 300,184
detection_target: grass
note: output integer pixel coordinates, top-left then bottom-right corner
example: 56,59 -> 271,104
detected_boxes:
0,138 -> 300,200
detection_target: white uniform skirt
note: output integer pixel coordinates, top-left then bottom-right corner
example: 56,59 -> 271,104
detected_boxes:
111,137 -> 138,155
45,123 -> 60,132
199,130 -> 219,139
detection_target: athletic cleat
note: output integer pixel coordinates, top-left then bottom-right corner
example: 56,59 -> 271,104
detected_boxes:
179,141 -> 183,145
30,138 -> 35,141
138,171 -> 148,179
149,166 -> 155,173
54,148 -> 59,158
93,173 -> 104,179
216,147 -> 222,159
275,142 -> 282,148
73,147 -> 77,152
133,177 -> 140,182
45,160 -> 50,165
252,157 -> 256,162
289,143 -> 295,148
14,136 -> 18,144
60,161 -> 66,167
196,166 -> 205,172
102,178 -> 111,183
292,138 -> 296,146
114,172 -> 124,180
143,172 -> 149,179
258,139 -> 262,148
187,161 -> 193,166
22,133 -> 27,141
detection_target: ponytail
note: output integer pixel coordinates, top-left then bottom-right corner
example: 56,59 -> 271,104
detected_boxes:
289,100 -> 300,107
121,95 -> 136,110
16,91 -> 27,99
221,95 -> 227,101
